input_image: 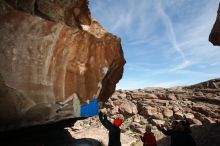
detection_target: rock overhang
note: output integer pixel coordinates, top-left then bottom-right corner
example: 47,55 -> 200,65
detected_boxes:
0,0 -> 126,131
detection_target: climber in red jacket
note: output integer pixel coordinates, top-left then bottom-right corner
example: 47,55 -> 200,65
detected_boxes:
140,124 -> 157,146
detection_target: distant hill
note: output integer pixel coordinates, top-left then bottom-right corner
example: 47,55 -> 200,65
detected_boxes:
184,78 -> 220,90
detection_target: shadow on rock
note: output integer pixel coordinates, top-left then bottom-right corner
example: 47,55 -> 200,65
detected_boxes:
0,118 -> 103,146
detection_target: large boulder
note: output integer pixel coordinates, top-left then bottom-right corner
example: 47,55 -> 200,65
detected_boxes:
131,92 -> 158,99
163,108 -> 173,118
0,0 -> 125,131
119,101 -> 138,116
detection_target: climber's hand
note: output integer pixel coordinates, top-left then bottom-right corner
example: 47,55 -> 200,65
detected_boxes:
99,111 -> 103,117
103,114 -> 107,120
157,125 -> 163,131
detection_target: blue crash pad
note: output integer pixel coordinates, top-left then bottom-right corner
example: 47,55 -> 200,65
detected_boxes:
80,98 -> 98,117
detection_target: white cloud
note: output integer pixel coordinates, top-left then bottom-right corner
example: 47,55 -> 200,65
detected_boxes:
170,60 -> 191,71
146,81 -> 189,88
155,1 -> 189,68
117,79 -> 191,89
116,78 -> 150,90
175,1 -> 220,67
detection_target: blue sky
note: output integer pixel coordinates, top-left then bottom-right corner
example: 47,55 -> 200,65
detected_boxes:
89,0 -> 220,89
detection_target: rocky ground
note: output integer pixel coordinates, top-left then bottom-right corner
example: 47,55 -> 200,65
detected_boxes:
1,79 -> 219,146
70,79 -> 220,146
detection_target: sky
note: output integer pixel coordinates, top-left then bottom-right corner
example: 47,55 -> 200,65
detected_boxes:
89,0 -> 220,90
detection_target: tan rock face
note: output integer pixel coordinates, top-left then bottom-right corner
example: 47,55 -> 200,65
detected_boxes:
0,0 -> 125,131
209,3 -> 220,46
119,101 -> 138,116
163,108 -> 173,118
